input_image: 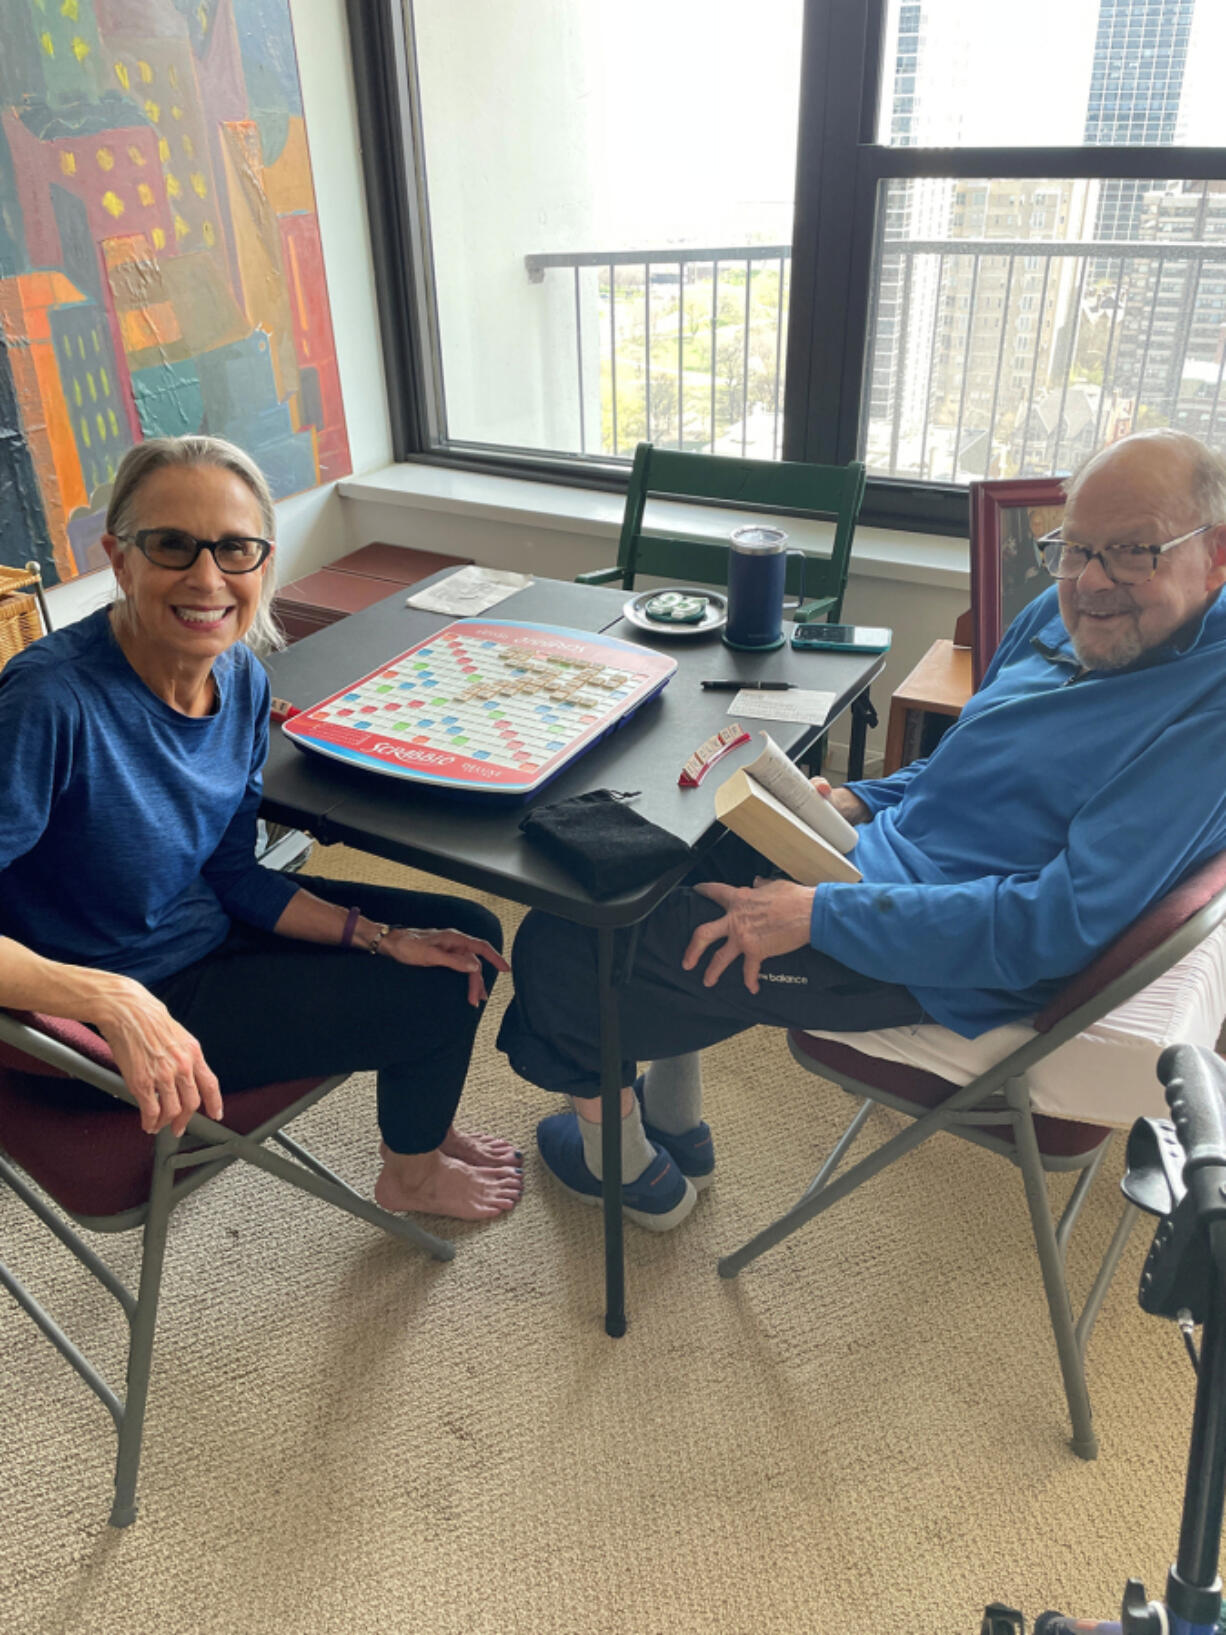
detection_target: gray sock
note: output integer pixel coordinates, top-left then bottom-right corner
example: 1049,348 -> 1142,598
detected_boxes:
642,1054 -> 704,1136
576,1099 -> 656,1184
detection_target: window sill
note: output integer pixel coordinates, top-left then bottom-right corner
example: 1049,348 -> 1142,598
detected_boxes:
338,463 -> 970,592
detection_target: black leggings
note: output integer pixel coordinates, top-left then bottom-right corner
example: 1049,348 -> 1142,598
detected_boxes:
150,876 -> 504,1154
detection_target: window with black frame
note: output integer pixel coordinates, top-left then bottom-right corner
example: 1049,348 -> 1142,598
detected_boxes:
350,0 -> 1226,535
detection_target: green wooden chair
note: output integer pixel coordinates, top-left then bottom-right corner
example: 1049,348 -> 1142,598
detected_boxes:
578,443 -> 868,627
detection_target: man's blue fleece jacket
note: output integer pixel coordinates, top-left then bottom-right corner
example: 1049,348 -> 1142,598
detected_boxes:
812,583 -> 1226,1036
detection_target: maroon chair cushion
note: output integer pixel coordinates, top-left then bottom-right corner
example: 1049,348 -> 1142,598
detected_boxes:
0,1010 -> 118,1076
1034,851 -> 1226,1033
0,1013 -> 330,1219
784,850 -> 1226,1166
788,1031 -> 1109,1160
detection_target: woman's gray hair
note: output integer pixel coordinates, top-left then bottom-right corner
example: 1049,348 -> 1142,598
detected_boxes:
1066,428 -> 1226,532
106,435 -> 284,652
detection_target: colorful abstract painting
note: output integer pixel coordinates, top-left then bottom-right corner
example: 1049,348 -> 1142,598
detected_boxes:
0,0 -> 351,584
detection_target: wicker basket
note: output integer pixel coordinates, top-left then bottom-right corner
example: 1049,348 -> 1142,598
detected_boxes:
0,564 -> 48,675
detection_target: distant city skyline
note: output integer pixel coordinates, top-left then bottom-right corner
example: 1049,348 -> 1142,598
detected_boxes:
413,0 -> 1224,464
861,0 -> 1225,483
585,0 -> 1226,472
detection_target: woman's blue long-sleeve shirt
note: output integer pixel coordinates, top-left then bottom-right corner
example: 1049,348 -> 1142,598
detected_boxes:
0,607 -> 298,986
811,584 -> 1226,1037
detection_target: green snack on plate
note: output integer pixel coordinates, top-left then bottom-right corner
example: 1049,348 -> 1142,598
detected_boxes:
643,592 -> 709,624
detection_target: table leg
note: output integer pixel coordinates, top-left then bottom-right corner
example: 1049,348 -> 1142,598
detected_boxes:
597,926 -> 627,1337
846,688 -> 877,783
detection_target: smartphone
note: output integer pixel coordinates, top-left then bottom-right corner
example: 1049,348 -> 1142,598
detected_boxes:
790,623 -> 892,654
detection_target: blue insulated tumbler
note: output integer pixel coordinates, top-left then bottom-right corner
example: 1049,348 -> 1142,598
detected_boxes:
723,526 -> 806,651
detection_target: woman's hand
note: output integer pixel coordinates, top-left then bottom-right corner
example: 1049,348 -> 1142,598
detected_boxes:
379,928 -> 510,1007
681,878 -> 815,993
94,981 -> 223,1137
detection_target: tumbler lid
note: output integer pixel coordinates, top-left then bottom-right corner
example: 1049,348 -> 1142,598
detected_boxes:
729,525 -> 788,553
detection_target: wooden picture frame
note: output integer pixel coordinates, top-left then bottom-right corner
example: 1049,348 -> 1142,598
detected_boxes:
969,477 -> 1068,686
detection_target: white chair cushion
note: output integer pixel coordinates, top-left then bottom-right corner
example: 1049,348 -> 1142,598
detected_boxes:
805,925 -> 1226,1128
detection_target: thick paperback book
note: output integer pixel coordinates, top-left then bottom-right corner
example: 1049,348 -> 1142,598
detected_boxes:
713,734 -> 861,885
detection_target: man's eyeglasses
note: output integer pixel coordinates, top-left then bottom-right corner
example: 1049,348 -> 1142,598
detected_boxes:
118,529 -> 273,575
1036,523 -> 1217,586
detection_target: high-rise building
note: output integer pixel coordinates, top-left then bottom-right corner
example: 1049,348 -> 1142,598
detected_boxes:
1084,0 -> 1196,242
863,1 -> 956,475
865,1 -> 924,435
1080,2 -> 1225,452
1107,180 -> 1226,443
932,178 -> 1088,480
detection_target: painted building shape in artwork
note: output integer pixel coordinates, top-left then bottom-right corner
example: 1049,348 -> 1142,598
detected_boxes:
0,0 -> 351,582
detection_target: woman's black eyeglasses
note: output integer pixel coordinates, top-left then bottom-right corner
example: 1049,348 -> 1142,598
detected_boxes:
118,529 -> 273,575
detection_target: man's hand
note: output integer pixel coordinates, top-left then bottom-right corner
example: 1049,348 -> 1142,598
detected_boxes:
380,928 -> 509,1007
94,981 -> 223,1137
682,878 -> 815,993
809,775 -> 871,825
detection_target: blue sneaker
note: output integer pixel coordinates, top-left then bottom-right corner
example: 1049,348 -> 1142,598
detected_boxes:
633,1076 -> 715,1191
536,1111 -> 697,1232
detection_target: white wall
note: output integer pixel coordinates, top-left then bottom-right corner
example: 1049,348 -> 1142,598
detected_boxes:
43,0 -> 391,630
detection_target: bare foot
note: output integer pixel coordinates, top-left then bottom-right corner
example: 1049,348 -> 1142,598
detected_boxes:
374,1149 -> 523,1221
381,1129 -> 523,1169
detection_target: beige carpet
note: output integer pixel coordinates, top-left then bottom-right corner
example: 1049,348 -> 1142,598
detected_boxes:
1,846 -> 1196,1635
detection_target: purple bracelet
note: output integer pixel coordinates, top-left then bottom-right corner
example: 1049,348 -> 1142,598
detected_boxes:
340,906 -> 361,949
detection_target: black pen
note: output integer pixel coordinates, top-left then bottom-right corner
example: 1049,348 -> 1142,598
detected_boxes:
700,680 -> 794,692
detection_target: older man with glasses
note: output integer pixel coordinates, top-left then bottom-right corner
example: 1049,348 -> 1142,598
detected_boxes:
497,428 -> 1226,1232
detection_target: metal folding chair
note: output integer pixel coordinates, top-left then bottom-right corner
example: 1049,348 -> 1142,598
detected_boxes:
718,852 -> 1226,1459
0,1009 -> 451,1526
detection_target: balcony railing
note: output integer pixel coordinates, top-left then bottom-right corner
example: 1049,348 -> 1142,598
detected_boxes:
526,232 -> 1226,482
524,244 -> 791,461
864,235 -> 1226,482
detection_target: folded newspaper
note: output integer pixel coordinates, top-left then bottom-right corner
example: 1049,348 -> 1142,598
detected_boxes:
405,565 -> 533,616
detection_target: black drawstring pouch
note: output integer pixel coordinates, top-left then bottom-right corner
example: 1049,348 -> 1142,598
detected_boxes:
519,789 -> 692,899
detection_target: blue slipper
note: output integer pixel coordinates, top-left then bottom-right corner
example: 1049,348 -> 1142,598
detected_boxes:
633,1076 -> 716,1191
536,1111 -> 697,1232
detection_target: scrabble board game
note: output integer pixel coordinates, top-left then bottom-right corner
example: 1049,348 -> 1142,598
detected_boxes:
283,619 -> 678,795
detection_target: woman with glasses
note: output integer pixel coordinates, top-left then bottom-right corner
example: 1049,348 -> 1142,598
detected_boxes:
0,436 -> 522,1222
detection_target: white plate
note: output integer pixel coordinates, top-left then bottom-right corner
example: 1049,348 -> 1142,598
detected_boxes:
622,588 -> 727,638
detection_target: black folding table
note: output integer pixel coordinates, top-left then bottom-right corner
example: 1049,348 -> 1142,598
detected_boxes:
259,569 -> 885,1334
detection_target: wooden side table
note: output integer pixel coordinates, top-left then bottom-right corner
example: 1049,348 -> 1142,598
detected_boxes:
273,543 -> 471,644
882,639 -> 973,775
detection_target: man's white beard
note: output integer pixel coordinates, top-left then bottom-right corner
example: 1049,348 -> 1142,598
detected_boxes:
1070,620 -> 1144,671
